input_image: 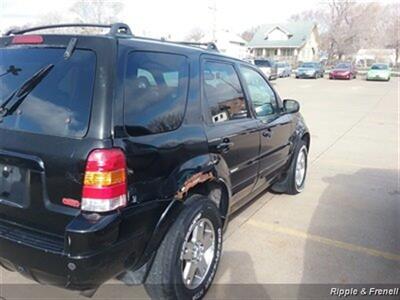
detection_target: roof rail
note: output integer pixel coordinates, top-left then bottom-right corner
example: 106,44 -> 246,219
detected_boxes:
173,42 -> 219,52
5,23 -> 133,37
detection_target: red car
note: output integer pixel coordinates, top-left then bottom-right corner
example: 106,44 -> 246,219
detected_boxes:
329,63 -> 357,80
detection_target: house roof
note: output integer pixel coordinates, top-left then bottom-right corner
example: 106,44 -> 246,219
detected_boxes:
249,22 -> 316,48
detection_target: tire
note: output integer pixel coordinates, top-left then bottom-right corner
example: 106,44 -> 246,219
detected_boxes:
271,140 -> 308,195
145,195 -> 223,300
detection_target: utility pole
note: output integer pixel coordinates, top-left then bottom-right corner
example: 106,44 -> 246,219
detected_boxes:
208,0 -> 217,42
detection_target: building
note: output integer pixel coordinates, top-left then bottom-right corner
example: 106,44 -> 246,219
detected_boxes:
355,49 -> 398,67
248,22 -> 319,65
200,30 -> 248,59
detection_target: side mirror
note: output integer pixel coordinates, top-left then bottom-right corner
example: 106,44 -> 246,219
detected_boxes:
283,99 -> 300,114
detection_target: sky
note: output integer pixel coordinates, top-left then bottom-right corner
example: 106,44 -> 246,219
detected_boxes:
0,0 -> 397,38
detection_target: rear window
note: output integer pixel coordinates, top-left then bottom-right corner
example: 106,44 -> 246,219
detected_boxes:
0,48 -> 96,138
124,52 -> 189,136
335,63 -> 350,69
301,63 -> 317,68
254,60 -> 272,67
371,64 -> 388,70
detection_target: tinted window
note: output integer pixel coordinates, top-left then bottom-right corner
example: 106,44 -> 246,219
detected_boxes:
240,66 -> 277,118
254,60 -> 272,67
124,52 -> 189,136
203,61 -> 248,123
0,48 -> 96,137
301,62 -> 317,68
371,64 -> 388,70
336,63 -> 350,69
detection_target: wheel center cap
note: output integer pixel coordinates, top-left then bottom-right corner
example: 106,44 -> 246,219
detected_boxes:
192,243 -> 204,261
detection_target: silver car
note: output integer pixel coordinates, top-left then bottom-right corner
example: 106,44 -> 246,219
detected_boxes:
254,59 -> 278,80
277,62 -> 292,77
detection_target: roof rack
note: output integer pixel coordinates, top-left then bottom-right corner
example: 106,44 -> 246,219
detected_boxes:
123,35 -> 220,53
5,23 -> 133,37
173,42 -> 219,52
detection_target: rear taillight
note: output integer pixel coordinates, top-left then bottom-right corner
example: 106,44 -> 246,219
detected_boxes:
12,35 -> 44,44
81,148 -> 127,212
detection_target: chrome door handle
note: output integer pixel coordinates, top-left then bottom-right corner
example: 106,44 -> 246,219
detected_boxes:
262,130 -> 272,138
216,139 -> 234,153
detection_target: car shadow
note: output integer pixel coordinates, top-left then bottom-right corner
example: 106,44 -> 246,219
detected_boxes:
298,168 -> 400,299
207,250 -> 271,300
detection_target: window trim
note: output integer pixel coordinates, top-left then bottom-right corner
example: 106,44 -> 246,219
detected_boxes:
238,63 -> 282,122
200,58 -> 252,127
122,50 -> 190,137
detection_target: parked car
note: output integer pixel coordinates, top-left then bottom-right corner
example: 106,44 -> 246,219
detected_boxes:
277,61 -> 292,77
295,62 -> 324,79
0,23 -> 310,300
254,58 -> 278,80
329,62 -> 357,80
366,63 -> 391,81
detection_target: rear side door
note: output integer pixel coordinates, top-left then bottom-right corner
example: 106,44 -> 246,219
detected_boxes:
239,65 -> 294,188
202,58 -> 260,203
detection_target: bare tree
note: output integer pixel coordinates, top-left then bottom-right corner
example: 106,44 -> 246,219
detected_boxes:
377,3 -> 400,65
241,26 -> 259,42
3,12 -> 69,35
70,0 -> 124,33
290,9 -> 327,29
184,27 -> 205,42
289,1 -> 397,63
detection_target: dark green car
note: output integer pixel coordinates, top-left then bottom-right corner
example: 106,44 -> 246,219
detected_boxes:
366,63 -> 391,81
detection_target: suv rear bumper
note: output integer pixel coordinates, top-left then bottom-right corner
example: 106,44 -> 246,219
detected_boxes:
0,235 -> 110,290
0,210 -> 150,291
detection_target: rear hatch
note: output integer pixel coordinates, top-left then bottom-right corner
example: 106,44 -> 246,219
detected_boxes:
0,35 -> 115,236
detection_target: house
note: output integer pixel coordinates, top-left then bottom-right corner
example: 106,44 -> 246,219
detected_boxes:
249,22 -> 320,65
355,49 -> 398,67
200,30 -> 248,59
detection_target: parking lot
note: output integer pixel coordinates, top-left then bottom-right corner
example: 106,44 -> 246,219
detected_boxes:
1,76 -> 399,299
210,76 -> 399,296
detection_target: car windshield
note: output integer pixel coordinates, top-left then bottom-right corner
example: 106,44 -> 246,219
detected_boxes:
301,63 -> 316,68
371,64 -> 388,70
254,60 -> 271,67
335,63 -> 350,69
0,48 -> 96,137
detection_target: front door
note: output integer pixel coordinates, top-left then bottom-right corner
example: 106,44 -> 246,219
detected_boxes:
202,59 -> 260,204
239,65 -> 294,189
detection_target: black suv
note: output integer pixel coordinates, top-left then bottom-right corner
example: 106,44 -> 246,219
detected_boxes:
0,24 -> 310,299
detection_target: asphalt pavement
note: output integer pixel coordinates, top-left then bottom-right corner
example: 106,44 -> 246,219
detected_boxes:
209,76 -> 399,298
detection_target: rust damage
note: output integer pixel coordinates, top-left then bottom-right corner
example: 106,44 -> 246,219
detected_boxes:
176,172 -> 214,200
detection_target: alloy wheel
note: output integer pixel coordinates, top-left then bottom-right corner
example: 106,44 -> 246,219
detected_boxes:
181,218 -> 216,289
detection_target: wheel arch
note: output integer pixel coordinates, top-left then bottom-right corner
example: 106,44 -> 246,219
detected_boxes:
301,132 -> 311,151
132,154 -> 232,275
